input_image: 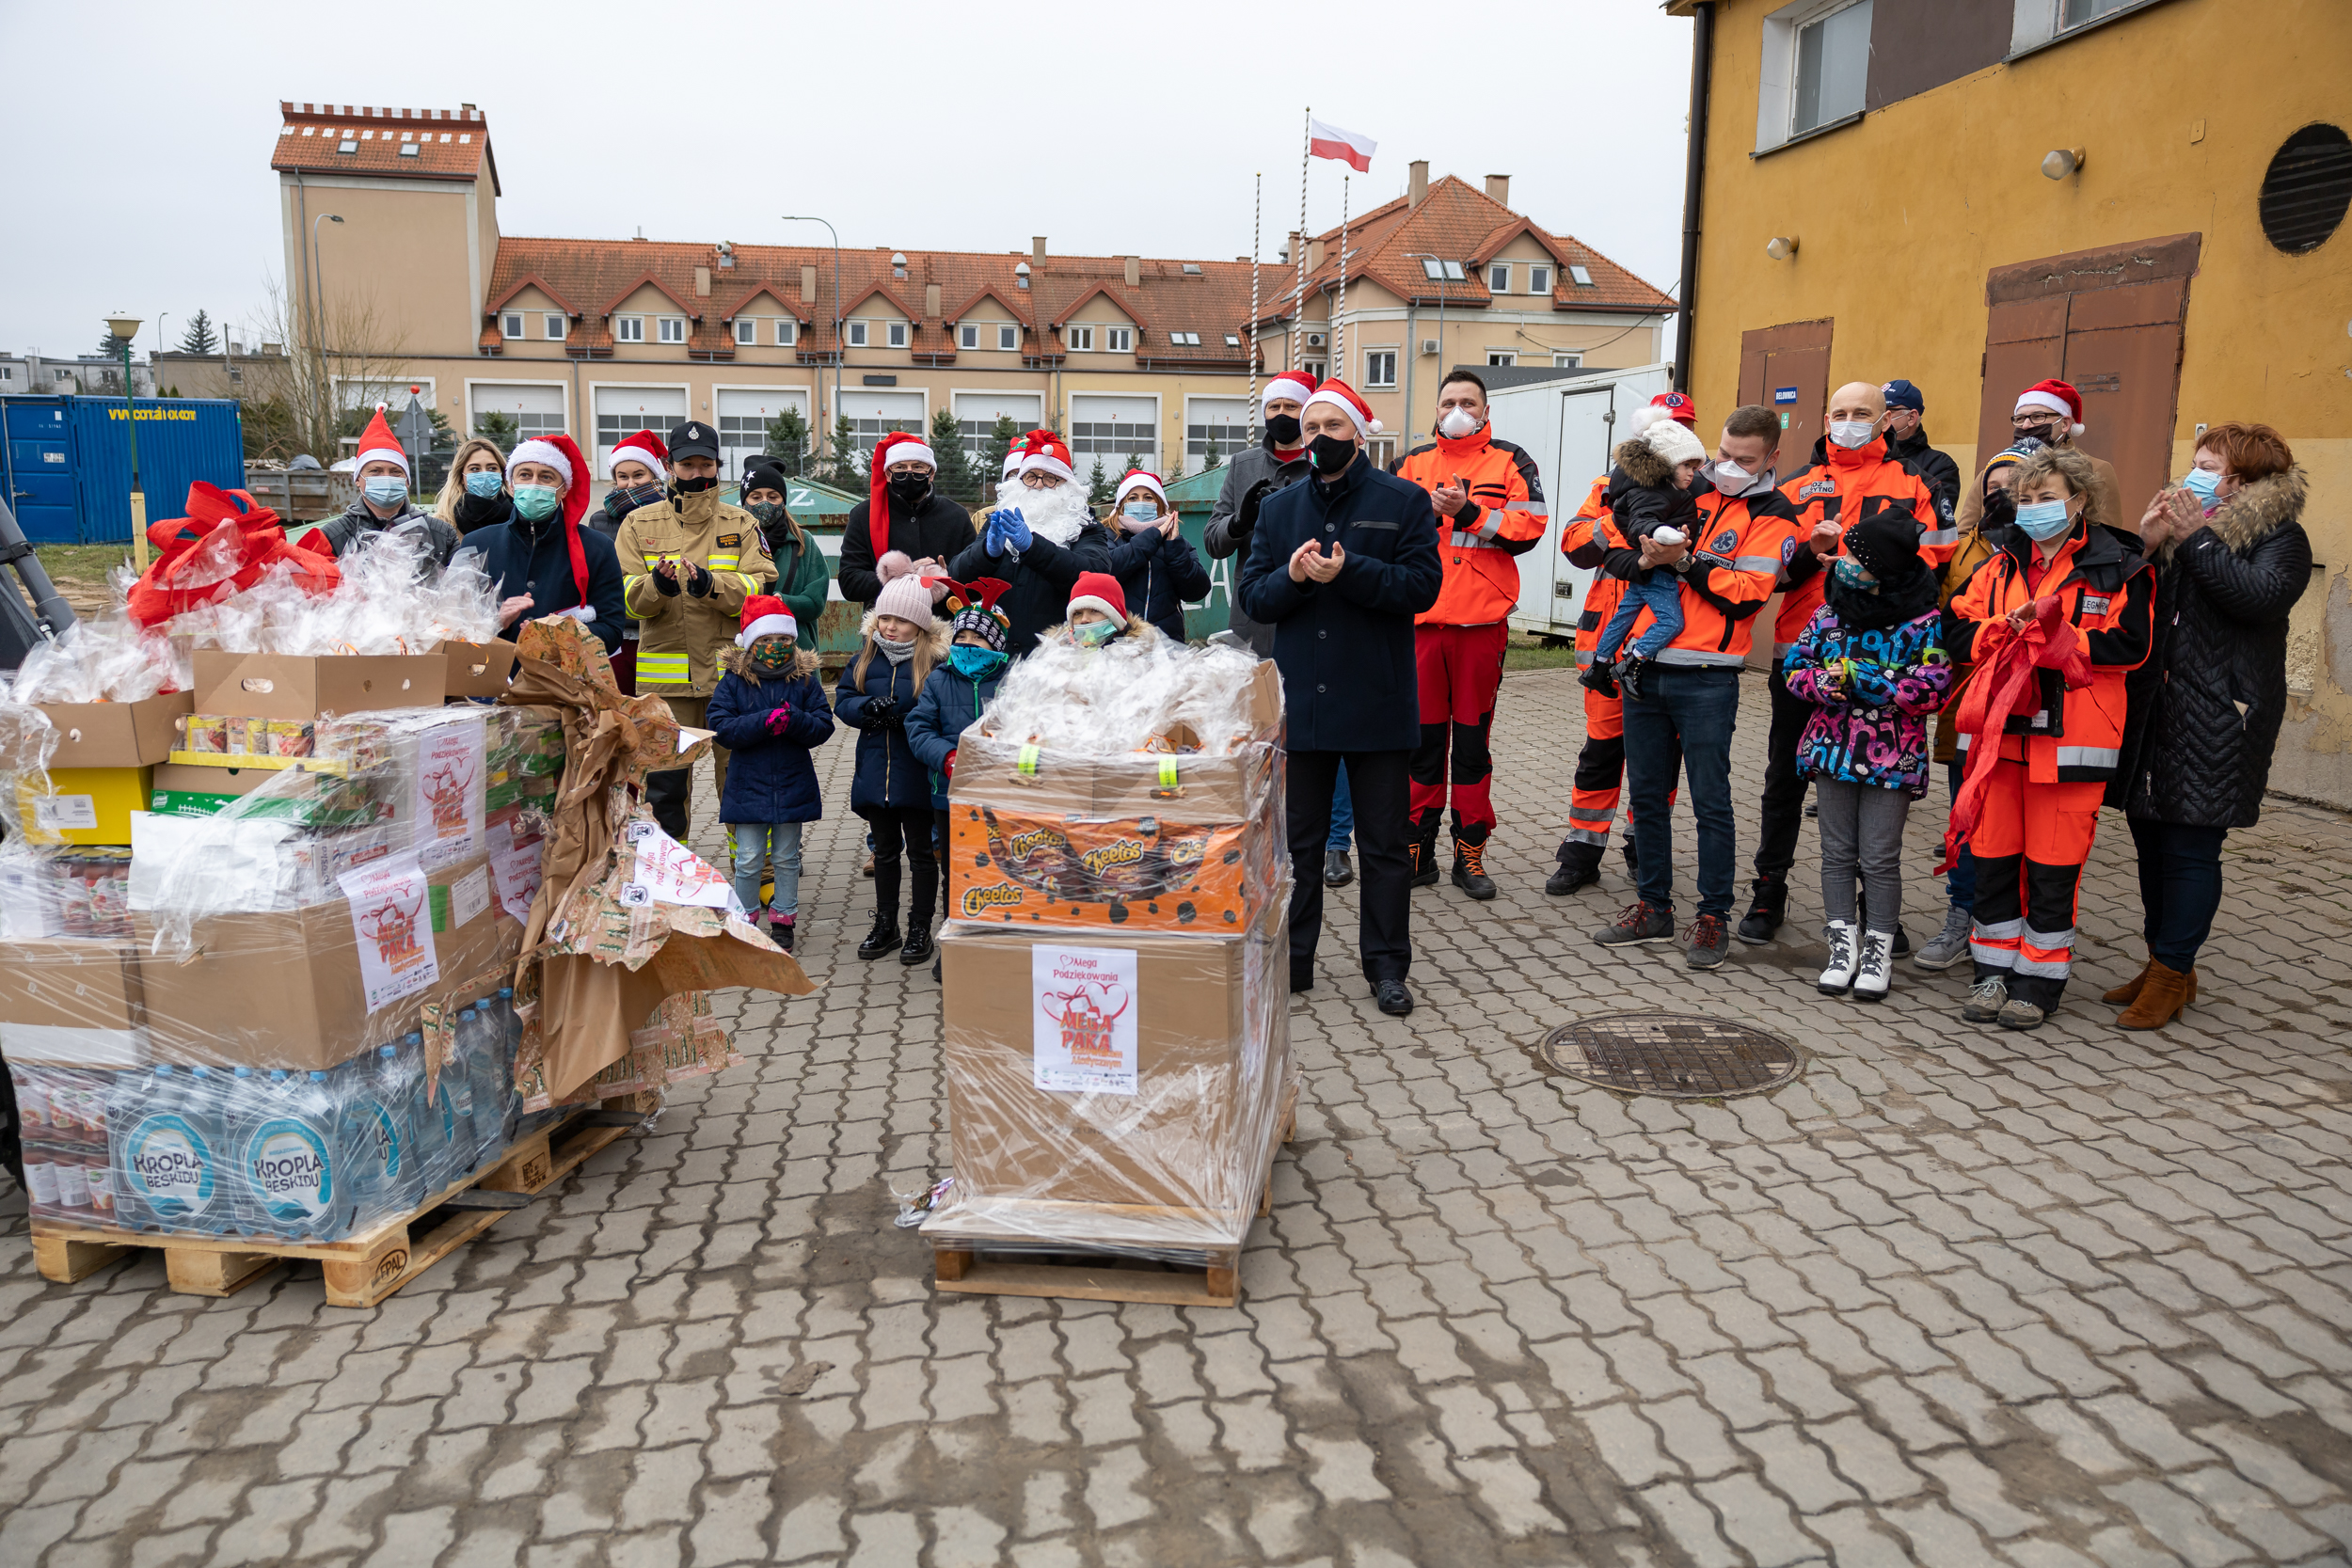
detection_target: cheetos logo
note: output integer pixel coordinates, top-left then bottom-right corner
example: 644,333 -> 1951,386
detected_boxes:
1005,827 -> 1069,861
961,882 -> 1025,916
1079,839 -> 1147,876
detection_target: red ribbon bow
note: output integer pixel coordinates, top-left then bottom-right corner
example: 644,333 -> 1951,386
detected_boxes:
124,483 -> 341,626
1934,594 -> 2095,874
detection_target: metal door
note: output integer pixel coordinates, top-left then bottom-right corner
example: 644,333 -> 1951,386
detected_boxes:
4,402 -> 76,543
1737,318 -> 1834,462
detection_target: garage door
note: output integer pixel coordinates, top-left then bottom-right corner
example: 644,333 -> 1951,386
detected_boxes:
1185,396 -> 1248,475
1072,394 -> 1157,469
952,391 -> 1042,459
838,388 -> 925,458
716,388 -> 810,479
592,386 -> 688,476
469,383 -> 565,446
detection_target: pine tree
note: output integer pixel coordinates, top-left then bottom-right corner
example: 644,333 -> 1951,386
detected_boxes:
97,330 -> 130,359
1087,455 -> 1114,508
178,310 -> 219,356
813,415 -> 863,489
978,415 -> 1020,500
1123,452 -> 1149,483
472,410 -> 519,452
928,407 -> 979,504
1200,440 -> 1222,474
764,406 -> 814,473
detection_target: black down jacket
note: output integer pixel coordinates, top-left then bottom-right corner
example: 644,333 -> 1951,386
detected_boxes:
2110,467 -> 2313,829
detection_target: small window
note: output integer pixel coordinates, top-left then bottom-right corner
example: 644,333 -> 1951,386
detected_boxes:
1068,325 -> 1095,352
616,316 -> 644,342
1364,350 -> 1397,388
998,325 -> 1018,351
1182,262 -> 1202,275
1487,263 -> 1512,293
1529,264 -> 1552,294
1420,258 -> 1444,280
960,325 -> 978,350
1569,265 -> 1596,287
1107,327 -> 1133,353
1792,1 -> 1871,137
1487,352 -> 1517,368
545,314 -> 565,340
736,319 -> 756,345
56,368 -> 72,381
1552,353 -> 1583,369
776,319 -> 796,346
2059,0 -> 2136,27
1224,334 -> 1241,347
847,321 -> 868,347
886,322 -> 908,348
398,144 -> 421,159
0,367 -> 12,382
658,317 -> 687,344
336,139 -> 357,154
502,313 -> 523,339
1168,331 -> 1201,347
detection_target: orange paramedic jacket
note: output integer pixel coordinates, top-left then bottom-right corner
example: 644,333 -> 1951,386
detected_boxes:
1773,436 -> 1952,654
1570,477 -> 1799,668
1561,474 -> 1622,667
1391,428 -> 1548,626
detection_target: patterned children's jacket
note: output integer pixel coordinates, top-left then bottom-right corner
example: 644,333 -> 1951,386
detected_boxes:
1781,604 -> 1953,796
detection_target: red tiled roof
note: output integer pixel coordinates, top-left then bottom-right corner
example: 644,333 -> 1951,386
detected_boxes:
271,102 -> 497,191
481,236 -> 1269,368
1273,174 -> 1674,319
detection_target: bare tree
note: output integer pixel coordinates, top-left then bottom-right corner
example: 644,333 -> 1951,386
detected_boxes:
237,278 -> 415,463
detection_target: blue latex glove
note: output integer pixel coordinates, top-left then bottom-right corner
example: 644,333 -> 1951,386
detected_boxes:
988,507 -> 1032,552
982,509 -> 1012,558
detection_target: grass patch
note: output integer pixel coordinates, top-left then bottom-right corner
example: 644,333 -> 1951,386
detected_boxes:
1503,637 -> 1580,672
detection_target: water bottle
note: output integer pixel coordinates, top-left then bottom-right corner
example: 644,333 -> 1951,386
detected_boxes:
233,1069 -> 341,1242
408,1031 -> 461,1196
103,1069 -> 151,1230
350,1043 -> 422,1225
220,1067 -> 264,1236
119,1064 -> 232,1235
442,1009 -> 483,1176
462,1002 -> 508,1164
495,988 -> 522,1145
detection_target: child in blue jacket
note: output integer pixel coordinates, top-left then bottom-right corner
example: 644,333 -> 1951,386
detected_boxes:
834,571 -> 946,966
905,578 -> 1016,979
706,596 -> 834,952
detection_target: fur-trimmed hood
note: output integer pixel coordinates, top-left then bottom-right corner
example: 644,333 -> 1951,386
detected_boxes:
1613,438 -> 1677,490
719,643 -> 821,681
2188,466 -> 2307,558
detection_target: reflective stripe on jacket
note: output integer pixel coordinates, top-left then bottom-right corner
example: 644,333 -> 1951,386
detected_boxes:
1391,430 -> 1547,626
1561,475 -> 1619,667
1773,438 -> 1948,653
1944,522 -> 2153,784
614,497 -> 777,693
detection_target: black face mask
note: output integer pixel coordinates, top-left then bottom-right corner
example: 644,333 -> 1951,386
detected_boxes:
1264,413 -> 1302,449
1308,434 -> 1358,477
674,473 -> 718,495
887,473 -> 932,507
748,501 -> 785,527
1981,486 -> 2019,531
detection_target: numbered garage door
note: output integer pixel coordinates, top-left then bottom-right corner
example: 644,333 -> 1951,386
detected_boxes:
837,388 -> 926,459
469,383 -> 566,446
952,391 -> 1043,461
1071,394 -> 1157,470
591,386 -> 689,477
715,388 -> 810,479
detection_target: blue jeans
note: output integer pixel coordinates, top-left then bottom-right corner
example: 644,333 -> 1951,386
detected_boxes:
1597,572 -> 1685,663
731,821 -> 805,916
1327,761 -> 1354,851
1944,763 -> 1976,908
1623,666 -> 1740,918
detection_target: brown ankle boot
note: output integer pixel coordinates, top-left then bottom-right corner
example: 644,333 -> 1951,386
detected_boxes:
2103,956 -> 2155,1005
2117,959 -> 2191,1029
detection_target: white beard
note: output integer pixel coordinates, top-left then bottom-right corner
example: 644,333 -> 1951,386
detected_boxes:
1020,478 -> 1094,546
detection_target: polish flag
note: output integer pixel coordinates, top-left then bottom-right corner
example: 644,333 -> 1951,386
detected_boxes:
1308,119 -> 1375,173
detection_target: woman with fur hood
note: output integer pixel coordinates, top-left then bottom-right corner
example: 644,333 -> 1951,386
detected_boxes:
834,569 -> 950,966
2104,423 -> 2312,1029
707,596 -> 834,952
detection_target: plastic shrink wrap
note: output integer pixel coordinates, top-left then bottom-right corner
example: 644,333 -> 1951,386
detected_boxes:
922,641 -> 1295,1260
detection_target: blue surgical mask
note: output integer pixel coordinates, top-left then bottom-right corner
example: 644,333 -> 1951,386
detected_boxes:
464,470 -> 504,499
1121,501 -> 1158,524
2180,467 -> 2223,503
1073,618 -> 1120,647
2013,498 -> 2075,540
363,476 -> 407,508
949,644 -> 1009,678
512,483 -> 561,522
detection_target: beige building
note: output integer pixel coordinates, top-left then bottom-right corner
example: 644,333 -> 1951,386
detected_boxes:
267,101 -> 1671,483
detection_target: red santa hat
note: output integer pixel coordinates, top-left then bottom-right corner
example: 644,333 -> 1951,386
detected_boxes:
1302,376 -> 1381,436
1066,571 -> 1127,626
611,429 -> 668,483
352,406 -> 408,477
1015,428 -> 1075,483
867,430 -> 937,534
1648,391 -> 1698,428
736,594 -> 798,647
1262,372 -> 1315,411
505,435 -> 594,529
1113,469 -> 1167,506
2014,378 -> 2086,437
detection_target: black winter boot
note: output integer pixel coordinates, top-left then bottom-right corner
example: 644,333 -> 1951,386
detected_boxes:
1547,842 -> 1601,895
1408,811 -> 1442,889
860,861 -> 903,959
1452,824 -> 1498,901
1735,876 -> 1787,945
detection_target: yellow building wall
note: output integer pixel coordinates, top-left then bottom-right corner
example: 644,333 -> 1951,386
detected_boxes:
1689,0 -> 2352,803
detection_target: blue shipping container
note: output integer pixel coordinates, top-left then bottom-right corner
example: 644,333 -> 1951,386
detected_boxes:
0,395 -> 246,544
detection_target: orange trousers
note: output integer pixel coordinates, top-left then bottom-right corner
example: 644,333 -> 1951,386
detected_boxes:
1560,685 -> 1675,863
1965,757 -> 2104,1002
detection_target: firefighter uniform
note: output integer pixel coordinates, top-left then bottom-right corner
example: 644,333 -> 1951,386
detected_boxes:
1745,436 -> 1949,933
1946,521 -> 2152,1009
1391,428 -> 1547,885
614,430 -> 777,839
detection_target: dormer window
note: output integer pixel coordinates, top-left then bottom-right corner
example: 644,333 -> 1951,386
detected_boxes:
1487,262 -> 1512,293
1068,325 -> 1095,352
657,317 -> 687,344
775,319 -> 796,346
1529,264 -> 1552,293
736,319 -> 756,345
546,314 -> 565,340
960,325 -> 978,350
887,322 -> 908,348
502,313 -> 523,339
1107,326 -> 1133,353
998,325 -> 1018,350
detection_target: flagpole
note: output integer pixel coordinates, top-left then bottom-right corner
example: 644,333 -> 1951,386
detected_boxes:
1295,107 -> 1310,378
1248,173 -> 1262,448
1336,173 -> 1350,376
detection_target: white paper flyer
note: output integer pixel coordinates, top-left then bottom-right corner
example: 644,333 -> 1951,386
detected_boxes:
1032,943 -> 1139,1096
413,721 -> 485,869
623,823 -> 736,910
340,855 -> 438,1012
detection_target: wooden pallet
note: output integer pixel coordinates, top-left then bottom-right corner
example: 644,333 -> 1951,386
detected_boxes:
29,1093 -> 651,1307
929,1079 -> 1298,1310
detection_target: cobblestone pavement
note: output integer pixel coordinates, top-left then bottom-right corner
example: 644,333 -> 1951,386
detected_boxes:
5,666 -> 2351,1568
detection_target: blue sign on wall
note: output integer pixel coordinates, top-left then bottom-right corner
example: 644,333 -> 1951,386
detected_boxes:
1772,387 -> 1799,405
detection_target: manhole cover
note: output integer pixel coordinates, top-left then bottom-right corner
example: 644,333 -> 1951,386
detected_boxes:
1539,1012 -> 1800,1099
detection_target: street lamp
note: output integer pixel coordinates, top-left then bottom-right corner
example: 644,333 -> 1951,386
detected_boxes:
780,215 -> 841,476
311,214 -> 343,406
105,313 -> 147,567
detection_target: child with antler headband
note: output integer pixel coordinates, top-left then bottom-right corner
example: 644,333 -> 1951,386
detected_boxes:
904,577 -> 1016,983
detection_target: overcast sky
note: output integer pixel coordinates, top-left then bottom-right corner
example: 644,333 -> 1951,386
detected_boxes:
3,0 -> 1692,360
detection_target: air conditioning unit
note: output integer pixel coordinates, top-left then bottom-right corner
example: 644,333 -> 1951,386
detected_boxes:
1305,332 -> 1327,349
1421,339 -> 1440,355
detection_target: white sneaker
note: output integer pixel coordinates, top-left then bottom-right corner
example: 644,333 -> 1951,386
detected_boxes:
1853,929 -> 1894,1002
1817,920 -> 1859,995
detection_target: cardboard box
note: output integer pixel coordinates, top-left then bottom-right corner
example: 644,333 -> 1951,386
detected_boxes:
436,639 -> 519,700
192,651 -> 445,720
18,767 -> 152,846
930,908 -> 1288,1249
36,692 -> 194,768
132,851 -> 517,1071
0,937 -> 147,1068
